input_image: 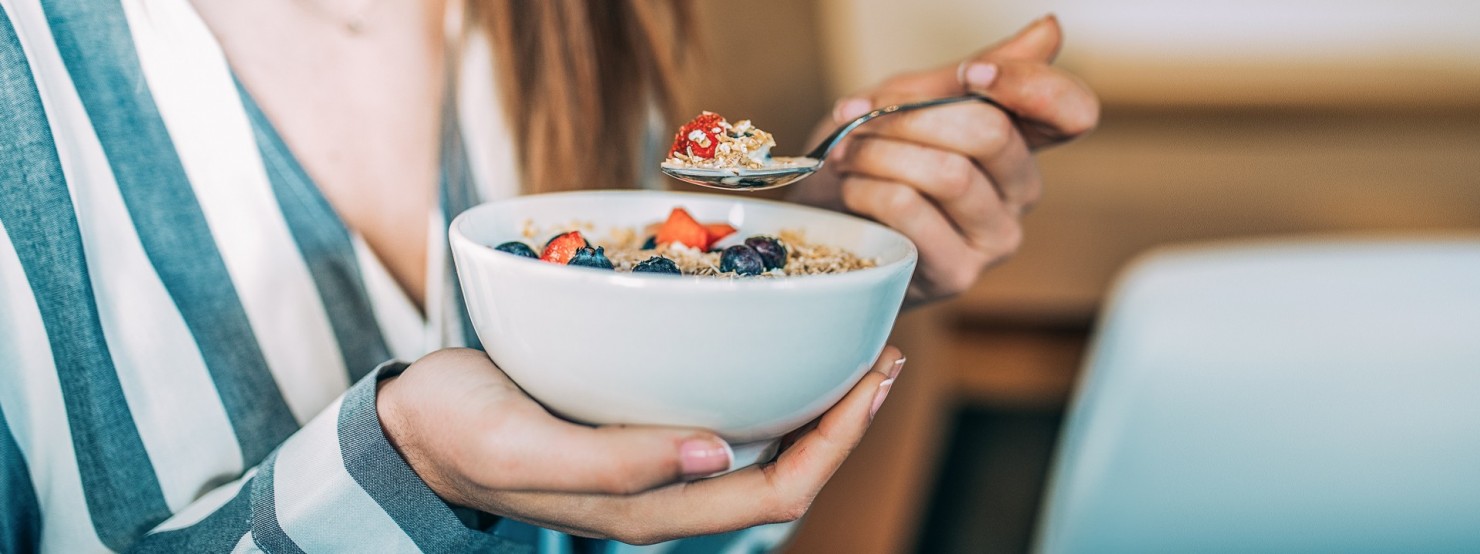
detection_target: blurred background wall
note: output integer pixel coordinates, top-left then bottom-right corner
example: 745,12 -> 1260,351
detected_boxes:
692,1 -> 1480,552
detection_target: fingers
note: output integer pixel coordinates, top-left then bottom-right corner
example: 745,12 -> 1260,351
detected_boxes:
864,60 -> 1096,152
482,348 -> 908,545
840,176 -> 968,252
968,61 -> 1099,147
976,13 -> 1063,63
830,16 -> 1097,151
833,15 -> 1063,110
769,346 -> 903,479
405,351 -> 732,496
839,176 -> 1001,297
837,137 -> 1002,233
467,400 -> 733,495
843,102 -> 1041,213
551,424 -> 733,494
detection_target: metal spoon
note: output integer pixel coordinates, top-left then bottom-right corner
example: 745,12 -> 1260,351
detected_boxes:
660,94 -> 1013,191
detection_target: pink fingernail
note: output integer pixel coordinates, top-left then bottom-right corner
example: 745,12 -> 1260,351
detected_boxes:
963,63 -> 999,90
889,357 -> 907,379
680,438 -> 733,477
870,379 -> 895,419
833,98 -> 872,123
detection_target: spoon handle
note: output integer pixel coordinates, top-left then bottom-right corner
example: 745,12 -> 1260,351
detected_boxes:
805,94 -> 1014,161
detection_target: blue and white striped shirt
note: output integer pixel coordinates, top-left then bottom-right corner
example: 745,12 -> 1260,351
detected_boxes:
0,1 -> 792,552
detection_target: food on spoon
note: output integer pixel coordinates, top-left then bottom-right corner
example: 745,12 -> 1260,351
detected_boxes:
669,112 -> 726,160
665,112 -> 794,170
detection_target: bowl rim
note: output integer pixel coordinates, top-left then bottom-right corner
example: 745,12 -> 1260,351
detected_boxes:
449,189 -> 919,291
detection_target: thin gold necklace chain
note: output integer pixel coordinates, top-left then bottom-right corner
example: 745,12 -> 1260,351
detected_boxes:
291,0 -> 386,34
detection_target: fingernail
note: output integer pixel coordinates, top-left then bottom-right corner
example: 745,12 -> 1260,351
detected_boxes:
833,98 -> 872,123
870,379 -> 895,419
962,63 -> 998,90
889,356 -> 907,379
680,438 -> 733,477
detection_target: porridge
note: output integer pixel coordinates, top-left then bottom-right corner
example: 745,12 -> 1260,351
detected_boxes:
493,207 -> 876,278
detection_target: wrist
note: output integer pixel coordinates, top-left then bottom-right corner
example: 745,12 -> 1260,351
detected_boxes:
376,374 -> 468,507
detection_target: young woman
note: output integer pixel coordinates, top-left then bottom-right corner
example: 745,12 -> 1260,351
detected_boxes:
0,1 -> 1097,552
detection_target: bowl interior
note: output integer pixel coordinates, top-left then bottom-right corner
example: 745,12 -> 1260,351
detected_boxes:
452,190 -> 916,278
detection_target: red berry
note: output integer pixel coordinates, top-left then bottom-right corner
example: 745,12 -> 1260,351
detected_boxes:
655,207 -> 710,250
540,231 -> 586,264
668,112 -> 727,160
704,223 -> 736,244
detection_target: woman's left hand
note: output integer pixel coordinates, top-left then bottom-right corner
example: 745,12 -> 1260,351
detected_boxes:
790,15 -> 1099,306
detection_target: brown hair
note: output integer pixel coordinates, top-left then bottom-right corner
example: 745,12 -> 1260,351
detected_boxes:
473,1 -> 696,193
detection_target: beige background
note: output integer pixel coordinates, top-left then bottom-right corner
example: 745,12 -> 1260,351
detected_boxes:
693,1 -> 1480,551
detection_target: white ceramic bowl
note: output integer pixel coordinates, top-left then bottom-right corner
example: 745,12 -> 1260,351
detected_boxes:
449,190 -> 916,466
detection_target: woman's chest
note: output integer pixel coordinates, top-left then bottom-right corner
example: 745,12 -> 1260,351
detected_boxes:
189,0 -> 448,308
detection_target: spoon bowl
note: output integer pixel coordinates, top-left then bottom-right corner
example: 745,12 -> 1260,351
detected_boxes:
660,157 -> 819,190
661,94 -> 1011,191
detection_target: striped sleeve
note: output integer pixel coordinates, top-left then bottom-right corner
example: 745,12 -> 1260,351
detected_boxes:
2,211 -> 523,552
127,362 -> 526,553
0,404 -> 42,554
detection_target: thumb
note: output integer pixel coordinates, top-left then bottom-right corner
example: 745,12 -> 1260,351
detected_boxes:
978,14 -> 1063,63
831,14 -> 1065,122
513,419 -> 734,495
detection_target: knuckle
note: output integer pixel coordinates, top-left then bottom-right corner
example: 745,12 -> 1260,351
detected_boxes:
774,496 -> 813,524
998,222 -> 1025,257
942,267 -> 978,298
881,183 -> 923,217
971,108 -> 1013,155
594,463 -> 643,495
933,153 -> 976,200
758,478 -> 817,524
839,178 -> 871,214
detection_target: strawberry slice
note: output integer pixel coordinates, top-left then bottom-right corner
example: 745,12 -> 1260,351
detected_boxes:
540,231 -> 586,264
704,223 -> 736,245
655,207 -> 710,250
669,112 -> 726,160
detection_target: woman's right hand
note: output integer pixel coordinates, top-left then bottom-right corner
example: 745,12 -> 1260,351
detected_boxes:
376,347 -> 905,545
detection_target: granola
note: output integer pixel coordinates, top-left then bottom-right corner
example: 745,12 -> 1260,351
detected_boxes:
664,112 -> 797,170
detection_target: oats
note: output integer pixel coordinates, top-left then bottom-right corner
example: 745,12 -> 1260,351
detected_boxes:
597,228 -> 876,277
664,113 -> 789,170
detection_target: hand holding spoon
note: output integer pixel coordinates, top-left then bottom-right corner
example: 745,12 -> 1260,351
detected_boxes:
660,94 -> 1013,191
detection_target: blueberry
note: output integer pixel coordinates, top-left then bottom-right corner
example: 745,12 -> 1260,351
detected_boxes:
641,235 -> 658,250
494,241 -> 538,259
719,245 -> 765,276
632,256 -> 681,275
743,235 -> 787,270
567,246 -> 614,270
